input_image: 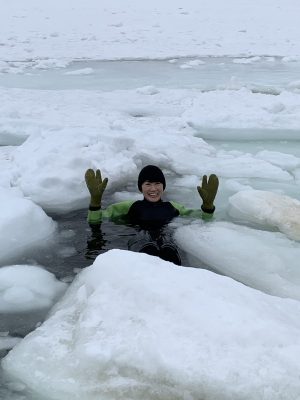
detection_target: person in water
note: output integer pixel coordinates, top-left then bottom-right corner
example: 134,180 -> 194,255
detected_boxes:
85,165 -> 219,265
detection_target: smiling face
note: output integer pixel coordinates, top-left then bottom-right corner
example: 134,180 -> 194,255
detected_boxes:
141,181 -> 164,202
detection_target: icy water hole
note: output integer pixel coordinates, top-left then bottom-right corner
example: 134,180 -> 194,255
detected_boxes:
1,57 -> 300,400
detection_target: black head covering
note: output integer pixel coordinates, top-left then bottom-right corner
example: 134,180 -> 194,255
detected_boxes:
138,165 -> 166,191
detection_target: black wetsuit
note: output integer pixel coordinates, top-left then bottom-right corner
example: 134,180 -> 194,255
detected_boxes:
127,199 -> 181,265
127,199 -> 179,229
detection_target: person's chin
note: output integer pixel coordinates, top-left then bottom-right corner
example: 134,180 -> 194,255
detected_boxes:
146,195 -> 161,202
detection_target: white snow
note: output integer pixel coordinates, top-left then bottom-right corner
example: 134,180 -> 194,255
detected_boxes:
0,265 -> 67,313
228,190 -> 300,241
0,188 -> 56,263
1,1 -> 300,62
3,250 -> 300,400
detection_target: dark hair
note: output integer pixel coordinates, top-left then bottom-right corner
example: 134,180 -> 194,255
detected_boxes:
138,165 -> 166,191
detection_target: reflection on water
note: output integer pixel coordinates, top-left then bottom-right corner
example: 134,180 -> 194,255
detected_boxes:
14,208 -> 138,277
85,223 -> 108,260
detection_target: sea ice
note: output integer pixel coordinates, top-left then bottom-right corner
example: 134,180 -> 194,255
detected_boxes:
2,86 -> 296,213
228,189 -> 300,241
184,89 -> 300,139
2,250 -> 300,400
254,150 -> 300,171
1,0 -> 300,62
0,265 -> 67,313
0,188 -> 56,263
175,221 -> 300,300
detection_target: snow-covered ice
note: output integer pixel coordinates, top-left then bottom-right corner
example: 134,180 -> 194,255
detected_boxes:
1,86 -> 299,212
1,0 -> 300,62
183,89 -> 300,139
228,190 -> 300,241
0,265 -> 67,313
175,221 -> 300,300
0,188 -> 56,263
3,250 -> 300,400
254,150 -> 300,171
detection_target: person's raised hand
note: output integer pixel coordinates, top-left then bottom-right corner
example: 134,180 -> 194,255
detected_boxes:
197,174 -> 219,212
85,169 -> 108,208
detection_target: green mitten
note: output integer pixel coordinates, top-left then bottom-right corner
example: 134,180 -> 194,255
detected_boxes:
197,174 -> 219,213
85,169 -> 108,208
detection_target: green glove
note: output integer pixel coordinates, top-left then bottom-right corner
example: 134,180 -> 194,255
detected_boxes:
197,174 -> 219,213
85,169 -> 108,208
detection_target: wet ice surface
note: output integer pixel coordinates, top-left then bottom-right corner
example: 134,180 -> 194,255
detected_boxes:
0,58 -> 300,400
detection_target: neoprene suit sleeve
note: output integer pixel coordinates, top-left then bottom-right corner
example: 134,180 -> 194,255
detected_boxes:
87,200 -> 135,224
170,201 -> 214,220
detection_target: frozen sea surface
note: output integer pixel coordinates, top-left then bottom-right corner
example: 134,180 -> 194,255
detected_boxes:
1,57 -> 300,92
0,57 -> 300,400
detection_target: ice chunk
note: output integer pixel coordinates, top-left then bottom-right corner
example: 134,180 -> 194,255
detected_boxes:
0,188 -> 56,263
0,122 -> 29,146
2,250 -> 300,400
175,221 -> 300,300
171,150 -> 292,181
136,86 -> 159,95
0,265 -> 67,313
184,89 -> 300,139
288,79 -> 300,92
232,56 -> 261,64
282,56 -> 300,63
12,124 -> 138,213
179,59 -> 205,68
33,58 -> 70,70
228,189 -> 300,240
255,150 -> 300,170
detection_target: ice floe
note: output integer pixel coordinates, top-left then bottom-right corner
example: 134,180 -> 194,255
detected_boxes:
0,265 -> 67,313
228,190 -> 300,241
0,188 -> 56,263
2,250 -> 300,400
175,221 -> 300,300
